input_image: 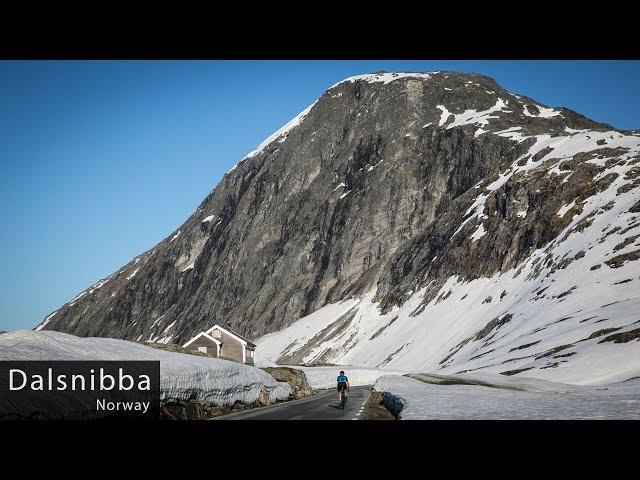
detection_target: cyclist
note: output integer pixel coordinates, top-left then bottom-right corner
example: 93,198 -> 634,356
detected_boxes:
337,370 -> 350,403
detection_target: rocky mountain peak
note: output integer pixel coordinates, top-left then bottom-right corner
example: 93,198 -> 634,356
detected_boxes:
38,72 -> 640,383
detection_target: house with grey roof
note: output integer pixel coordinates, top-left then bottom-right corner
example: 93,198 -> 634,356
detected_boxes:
182,324 -> 257,365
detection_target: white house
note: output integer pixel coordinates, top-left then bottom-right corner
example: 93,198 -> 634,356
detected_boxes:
182,324 -> 257,365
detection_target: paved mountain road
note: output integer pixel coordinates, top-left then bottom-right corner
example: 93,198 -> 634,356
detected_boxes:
216,386 -> 372,420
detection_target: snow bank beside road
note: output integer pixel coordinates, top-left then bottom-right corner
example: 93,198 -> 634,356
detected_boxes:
290,365 -> 406,390
373,374 -> 640,420
0,330 -> 291,406
406,372 -> 581,393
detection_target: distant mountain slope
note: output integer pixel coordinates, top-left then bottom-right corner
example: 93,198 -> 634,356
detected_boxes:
39,72 -> 640,382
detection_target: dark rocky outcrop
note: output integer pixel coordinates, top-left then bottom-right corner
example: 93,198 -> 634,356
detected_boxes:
260,366 -> 313,398
361,390 -> 396,420
598,328 -> 640,344
605,249 -> 640,268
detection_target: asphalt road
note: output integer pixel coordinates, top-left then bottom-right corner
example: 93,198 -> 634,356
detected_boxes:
217,386 -> 372,420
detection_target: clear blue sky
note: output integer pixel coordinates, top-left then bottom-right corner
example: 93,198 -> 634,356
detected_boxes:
1,60 -> 639,331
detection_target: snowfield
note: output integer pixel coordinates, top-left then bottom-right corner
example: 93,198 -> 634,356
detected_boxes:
0,330 -> 291,406
255,284 -> 640,386
373,374 -> 640,419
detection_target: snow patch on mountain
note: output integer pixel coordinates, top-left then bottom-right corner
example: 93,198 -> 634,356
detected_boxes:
436,98 -> 510,135
470,222 -> 487,242
522,103 -> 561,118
126,268 -> 139,281
35,310 -> 59,331
332,72 -> 435,88
557,199 -> 577,218
436,105 -> 452,126
447,98 -> 510,130
256,298 -> 362,363
229,100 -> 318,172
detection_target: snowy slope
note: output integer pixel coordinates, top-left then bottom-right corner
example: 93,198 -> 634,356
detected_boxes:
0,330 -> 290,406
255,124 -> 640,386
373,374 -> 640,419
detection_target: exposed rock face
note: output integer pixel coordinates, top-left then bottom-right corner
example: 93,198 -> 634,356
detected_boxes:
160,400 -> 225,420
38,72 -> 640,382
261,366 -> 313,398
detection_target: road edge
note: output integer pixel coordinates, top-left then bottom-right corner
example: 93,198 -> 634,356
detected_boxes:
210,389 -> 330,420
358,388 -> 396,420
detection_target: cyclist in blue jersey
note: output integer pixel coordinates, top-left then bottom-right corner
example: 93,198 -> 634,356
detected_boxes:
337,370 -> 350,403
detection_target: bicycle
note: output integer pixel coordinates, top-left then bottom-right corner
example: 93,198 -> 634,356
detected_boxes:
339,387 -> 349,409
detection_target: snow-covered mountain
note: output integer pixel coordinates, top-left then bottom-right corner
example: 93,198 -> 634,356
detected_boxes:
39,72 -> 640,384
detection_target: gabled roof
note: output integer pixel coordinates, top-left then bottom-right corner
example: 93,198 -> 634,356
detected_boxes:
205,324 -> 257,348
182,331 -> 222,349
